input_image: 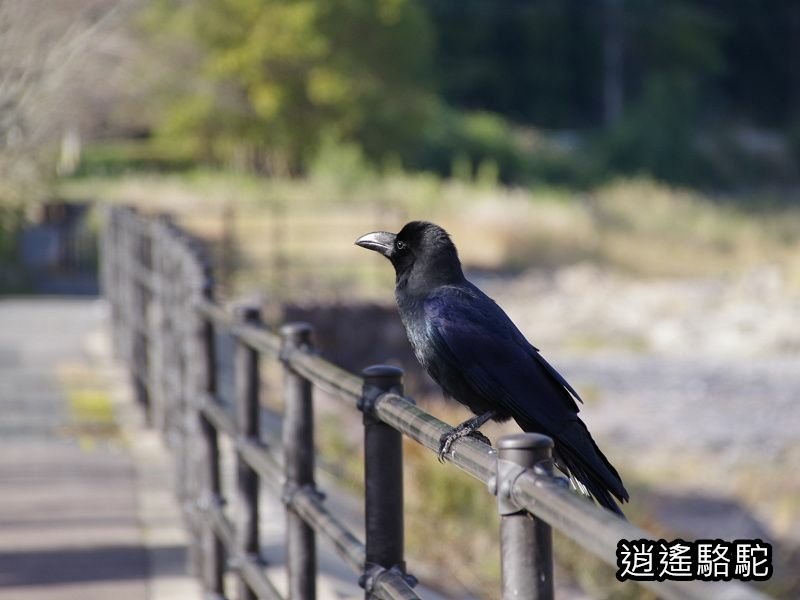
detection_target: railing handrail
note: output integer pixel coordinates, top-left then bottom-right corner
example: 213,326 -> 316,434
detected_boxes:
102,205 -> 769,600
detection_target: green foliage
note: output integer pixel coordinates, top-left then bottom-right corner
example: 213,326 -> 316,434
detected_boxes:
593,74 -> 709,184
625,0 -> 726,83
590,1 -> 726,184
131,0 -> 800,189
144,0 -> 434,174
416,108 -> 521,179
307,134 -> 377,195
428,0 -> 604,129
414,105 -> 593,186
74,140 -> 196,176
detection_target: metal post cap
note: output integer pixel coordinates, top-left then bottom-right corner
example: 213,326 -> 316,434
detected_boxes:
361,364 -> 404,380
497,433 -> 554,450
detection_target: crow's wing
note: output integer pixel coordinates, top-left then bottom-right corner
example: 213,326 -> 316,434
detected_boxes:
423,285 -> 581,434
424,285 -> 629,511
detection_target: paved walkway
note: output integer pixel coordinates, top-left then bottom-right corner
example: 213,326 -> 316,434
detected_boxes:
0,298 -> 198,600
0,298 -> 450,600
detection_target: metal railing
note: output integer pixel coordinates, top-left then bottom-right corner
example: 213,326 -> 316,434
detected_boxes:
101,206 -> 767,600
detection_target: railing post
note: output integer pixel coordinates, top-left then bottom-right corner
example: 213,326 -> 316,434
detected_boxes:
496,433 -> 555,600
148,221 -> 167,434
132,215 -> 152,422
280,322 -> 316,600
359,365 -> 409,598
197,272 -> 225,599
100,207 -> 119,356
176,245 -> 199,577
123,209 -> 137,368
165,232 -> 184,447
235,303 -> 264,600
112,209 -> 128,361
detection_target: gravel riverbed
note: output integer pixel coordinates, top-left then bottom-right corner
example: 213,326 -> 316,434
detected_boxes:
477,264 -> 800,547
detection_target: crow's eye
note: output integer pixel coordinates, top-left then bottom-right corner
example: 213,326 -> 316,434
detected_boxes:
395,240 -> 407,251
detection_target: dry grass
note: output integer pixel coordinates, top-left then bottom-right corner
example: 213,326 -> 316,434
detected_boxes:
60,171 -> 800,303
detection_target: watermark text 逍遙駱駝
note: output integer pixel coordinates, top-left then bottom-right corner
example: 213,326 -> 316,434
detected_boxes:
616,539 -> 772,582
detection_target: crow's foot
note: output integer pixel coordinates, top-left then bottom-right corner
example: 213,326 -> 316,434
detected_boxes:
437,426 -> 492,462
437,430 -> 459,462
437,411 -> 497,462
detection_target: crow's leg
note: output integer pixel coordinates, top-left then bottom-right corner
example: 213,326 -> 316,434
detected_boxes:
438,410 -> 497,462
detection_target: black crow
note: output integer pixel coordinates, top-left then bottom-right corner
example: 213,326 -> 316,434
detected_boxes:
356,221 -> 629,516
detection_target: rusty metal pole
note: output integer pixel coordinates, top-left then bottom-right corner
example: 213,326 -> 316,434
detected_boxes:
496,433 -> 555,600
234,303 -> 263,600
281,322 -> 316,600
359,365 -> 409,598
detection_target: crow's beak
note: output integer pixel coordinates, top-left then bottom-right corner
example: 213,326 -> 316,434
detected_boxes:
355,231 -> 396,257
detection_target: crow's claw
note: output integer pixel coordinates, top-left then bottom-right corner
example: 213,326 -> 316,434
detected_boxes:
437,431 -> 458,463
437,428 -> 491,462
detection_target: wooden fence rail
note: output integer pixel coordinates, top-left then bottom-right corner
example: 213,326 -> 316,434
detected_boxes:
101,206 -> 768,600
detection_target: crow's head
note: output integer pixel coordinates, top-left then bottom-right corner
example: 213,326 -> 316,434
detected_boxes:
355,221 -> 464,288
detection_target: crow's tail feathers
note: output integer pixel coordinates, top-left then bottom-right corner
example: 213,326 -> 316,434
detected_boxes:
553,420 -> 629,518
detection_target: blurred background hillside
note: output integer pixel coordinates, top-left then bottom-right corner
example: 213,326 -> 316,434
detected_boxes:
2,0 -> 800,598
4,0 -> 800,194
3,0 -> 800,292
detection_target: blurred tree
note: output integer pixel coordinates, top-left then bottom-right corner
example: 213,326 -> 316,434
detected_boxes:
624,0 -> 725,99
428,0 -> 603,128
134,0 -> 800,186
602,0 -> 624,126
428,0 -> 727,131
0,0 -> 137,202
703,0 -> 800,127
595,0 -> 726,183
145,0 -> 434,175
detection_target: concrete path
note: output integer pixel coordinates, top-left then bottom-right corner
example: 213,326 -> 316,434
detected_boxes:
0,297 -> 449,600
0,298 -> 198,600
